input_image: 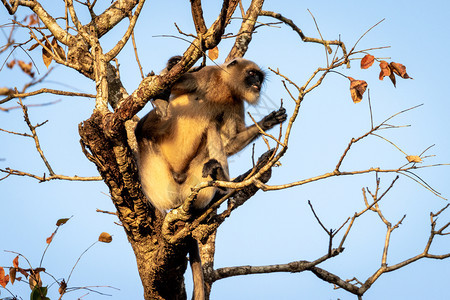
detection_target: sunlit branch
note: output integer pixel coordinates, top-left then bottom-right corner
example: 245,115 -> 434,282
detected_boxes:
0,168 -> 102,182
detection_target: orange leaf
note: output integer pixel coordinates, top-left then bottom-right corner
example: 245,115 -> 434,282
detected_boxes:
208,47 -> 219,61
390,62 -> 412,79
406,155 -> 422,163
17,60 -> 34,78
349,77 -> 368,103
28,14 -> 39,26
6,59 -> 16,68
0,267 -> 9,288
378,60 -> 391,80
42,40 -> 53,68
13,256 -> 19,268
361,54 -> 375,69
46,232 -> 55,244
98,232 -> 113,243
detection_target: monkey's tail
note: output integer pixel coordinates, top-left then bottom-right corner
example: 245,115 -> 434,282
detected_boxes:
189,238 -> 206,300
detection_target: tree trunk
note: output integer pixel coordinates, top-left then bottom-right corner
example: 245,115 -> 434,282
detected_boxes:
79,111 -> 192,299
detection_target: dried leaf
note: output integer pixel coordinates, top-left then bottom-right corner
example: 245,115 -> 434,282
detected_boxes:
52,37 -> 66,61
17,60 -> 34,78
348,77 -> 368,103
42,40 -> 52,68
9,267 -> 16,285
379,60 -> 391,80
98,232 -> 112,243
390,62 -> 412,79
208,46 -> 219,61
18,267 -> 29,278
56,218 -> 70,226
28,14 -> 40,26
361,54 -> 375,69
389,72 -> 396,87
13,256 -> 19,268
406,155 -> 422,163
0,267 -> 9,288
28,42 -> 40,51
6,59 -> 16,68
29,270 -> 42,290
0,87 -> 14,96
59,279 -> 67,295
46,232 -> 55,244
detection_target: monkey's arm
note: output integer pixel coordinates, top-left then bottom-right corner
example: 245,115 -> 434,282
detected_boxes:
225,107 -> 287,156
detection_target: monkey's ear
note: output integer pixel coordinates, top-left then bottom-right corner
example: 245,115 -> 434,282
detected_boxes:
171,72 -> 199,95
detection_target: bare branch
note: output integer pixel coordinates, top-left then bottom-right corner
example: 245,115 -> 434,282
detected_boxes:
19,98 -> 55,175
104,0 -> 146,61
1,89 -> 95,105
0,168 -> 101,182
226,0 -> 264,61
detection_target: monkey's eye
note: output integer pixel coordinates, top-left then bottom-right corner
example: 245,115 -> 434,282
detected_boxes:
248,70 -> 256,76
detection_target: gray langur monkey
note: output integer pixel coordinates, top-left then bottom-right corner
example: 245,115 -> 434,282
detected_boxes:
135,57 -> 286,212
134,57 -> 286,299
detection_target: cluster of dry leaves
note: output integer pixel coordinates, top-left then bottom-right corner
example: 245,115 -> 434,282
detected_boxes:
0,217 -> 112,299
349,54 -> 412,103
6,59 -> 34,78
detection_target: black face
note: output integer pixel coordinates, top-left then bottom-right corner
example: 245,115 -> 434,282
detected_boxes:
245,69 -> 264,91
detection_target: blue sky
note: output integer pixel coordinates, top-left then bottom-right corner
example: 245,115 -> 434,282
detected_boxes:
1,1 -> 449,299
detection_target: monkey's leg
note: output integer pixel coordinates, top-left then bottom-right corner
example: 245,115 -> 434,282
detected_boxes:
138,142 -> 181,211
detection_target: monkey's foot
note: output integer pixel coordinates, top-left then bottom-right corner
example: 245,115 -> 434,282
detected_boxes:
202,159 -> 227,181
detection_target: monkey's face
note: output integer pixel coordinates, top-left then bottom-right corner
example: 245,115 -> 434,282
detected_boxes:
225,58 -> 265,104
245,69 -> 264,93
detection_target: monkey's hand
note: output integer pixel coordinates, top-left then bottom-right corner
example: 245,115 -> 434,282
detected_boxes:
258,107 -> 287,130
202,159 -> 228,181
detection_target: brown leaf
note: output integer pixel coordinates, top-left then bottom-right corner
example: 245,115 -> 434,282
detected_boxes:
98,232 -> 113,243
46,232 -> 55,244
18,267 -> 29,278
29,271 -> 41,290
378,60 -> 391,80
208,46 -> 219,61
13,256 -> 19,268
28,14 -> 39,26
52,37 -> 66,61
348,77 -> 368,103
28,42 -> 40,51
34,268 -> 45,273
361,54 -> 375,69
42,40 -> 53,68
0,87 -> 14,96
390,62 -> 412,79
9,268 -> 16,285
59,279 -> 67,295
389,72 -> 396,87
0,267 -> 9,288
17,60 -> 34,78
6,59 -> 16,68
406,155 -> 422,163
56,218 -> 70,226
